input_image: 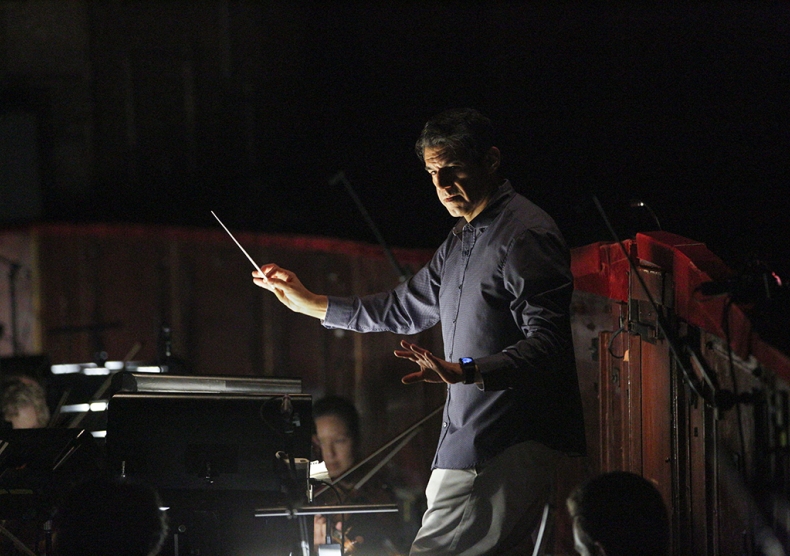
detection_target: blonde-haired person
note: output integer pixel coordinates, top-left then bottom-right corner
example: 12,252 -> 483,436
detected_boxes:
1,376 -> 50,429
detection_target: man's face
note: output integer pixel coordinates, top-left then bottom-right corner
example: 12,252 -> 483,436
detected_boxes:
423,145 -> 497,222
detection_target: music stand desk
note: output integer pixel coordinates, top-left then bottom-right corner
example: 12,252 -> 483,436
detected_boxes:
254,503 -> 398,518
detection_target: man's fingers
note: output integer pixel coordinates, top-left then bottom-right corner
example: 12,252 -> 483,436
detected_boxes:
400,339 -> 425,353
398,341 -> 432,362
253,265 -> 287,289
253,277 -> 281,292
272,288 -> 289,305
253,263 -> 276,277
402,369 -> 445,384
394,349 -> 418,361
254,270 -> 292,292
397,339 -> 448,384
401,371 -> 424,384
253,264 -> 293,283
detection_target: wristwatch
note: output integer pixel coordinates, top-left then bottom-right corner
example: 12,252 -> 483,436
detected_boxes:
459,357 -> 478,385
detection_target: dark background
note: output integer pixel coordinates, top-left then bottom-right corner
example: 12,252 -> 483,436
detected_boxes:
2,1 -> 788,276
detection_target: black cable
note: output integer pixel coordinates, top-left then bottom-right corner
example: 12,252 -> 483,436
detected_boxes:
607,323 -> 626,360
310,479 -> 346,554
722,297 -> 749,483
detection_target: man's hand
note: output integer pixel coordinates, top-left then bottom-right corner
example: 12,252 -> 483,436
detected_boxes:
394,340 -> 464,385
253,264 -> 328,319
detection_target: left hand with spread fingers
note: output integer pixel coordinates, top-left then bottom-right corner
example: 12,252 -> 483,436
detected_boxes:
394,340 -> 464,385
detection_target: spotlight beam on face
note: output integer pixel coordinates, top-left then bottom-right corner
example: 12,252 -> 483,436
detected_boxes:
211,211 -> 261,271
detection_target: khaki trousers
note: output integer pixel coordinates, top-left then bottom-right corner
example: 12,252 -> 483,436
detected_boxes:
410,440 -> 561,556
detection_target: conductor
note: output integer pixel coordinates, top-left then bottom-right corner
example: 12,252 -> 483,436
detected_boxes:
254,108 -> 585,555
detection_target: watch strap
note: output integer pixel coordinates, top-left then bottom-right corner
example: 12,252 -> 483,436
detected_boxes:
460,357 -> 477,385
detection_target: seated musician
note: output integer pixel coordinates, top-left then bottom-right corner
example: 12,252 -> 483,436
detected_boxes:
312,395 -> 408,555
1,376 -> 50,429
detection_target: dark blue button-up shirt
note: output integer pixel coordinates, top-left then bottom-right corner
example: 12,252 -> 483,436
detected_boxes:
323,181 -> 586,469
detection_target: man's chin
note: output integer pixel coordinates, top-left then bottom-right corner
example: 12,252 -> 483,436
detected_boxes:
443,205 -> 468,218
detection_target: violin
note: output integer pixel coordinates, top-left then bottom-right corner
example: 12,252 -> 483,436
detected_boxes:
313,513 -> 362,554
316,514 -> 402,555
330,522 -> 363,554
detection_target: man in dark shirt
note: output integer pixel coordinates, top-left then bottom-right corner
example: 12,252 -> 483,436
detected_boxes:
254,108 -> 585,555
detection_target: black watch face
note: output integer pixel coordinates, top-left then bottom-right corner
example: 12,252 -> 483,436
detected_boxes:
461,357 -> 473,365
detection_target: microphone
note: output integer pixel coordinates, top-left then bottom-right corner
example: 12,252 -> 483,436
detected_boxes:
280,394 -> 293,420
629,198 -> 662,230
279,394 -> 298,436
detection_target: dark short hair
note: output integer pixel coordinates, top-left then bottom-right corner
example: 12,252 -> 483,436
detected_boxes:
567,471 -> 670,556
54,478 -> 168,556
415,108 -> 495,163
313,395 -> 361,447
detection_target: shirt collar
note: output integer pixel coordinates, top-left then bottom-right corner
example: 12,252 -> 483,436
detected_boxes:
452,180 -> 515,235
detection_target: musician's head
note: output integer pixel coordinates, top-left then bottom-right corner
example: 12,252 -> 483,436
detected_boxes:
53,477 -> 168,556
1,376 -> 50,429
416,108 -> 502,222
313,395 -> 361,479
415,107 -> 496,166
566,471 -> 670,556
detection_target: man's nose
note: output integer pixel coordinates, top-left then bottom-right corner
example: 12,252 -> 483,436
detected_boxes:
434,171 -> 453,189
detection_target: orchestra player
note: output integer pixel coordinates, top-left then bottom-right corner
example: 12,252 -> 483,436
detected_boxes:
312,395 -> 408,555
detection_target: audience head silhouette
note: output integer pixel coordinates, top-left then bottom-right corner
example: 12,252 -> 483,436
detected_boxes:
53,477 -> 168,556
567,471 -> 670,556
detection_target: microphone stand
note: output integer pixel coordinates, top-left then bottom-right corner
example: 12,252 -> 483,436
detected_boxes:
0,254 -> 22,355
330,171 -> 412,283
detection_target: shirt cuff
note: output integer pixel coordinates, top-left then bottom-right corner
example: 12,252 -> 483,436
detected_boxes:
322,295 -> 346,328
475,352 -> 516,391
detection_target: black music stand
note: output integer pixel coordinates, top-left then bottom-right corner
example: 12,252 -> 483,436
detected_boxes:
0,428 -> 101,520
106,391 -> 313,556
0,428 -> 101,556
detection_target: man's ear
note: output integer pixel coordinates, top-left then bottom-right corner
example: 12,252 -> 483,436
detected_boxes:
485,146 -> 501,174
